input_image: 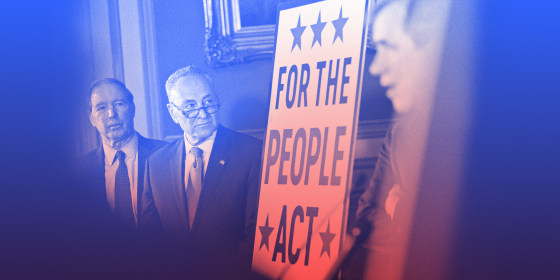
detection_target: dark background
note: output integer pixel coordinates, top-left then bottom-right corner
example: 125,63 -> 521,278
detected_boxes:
0,1 -> 141,278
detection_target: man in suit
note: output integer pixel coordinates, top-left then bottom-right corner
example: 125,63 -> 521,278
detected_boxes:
352,0 -> 451,279
81,78 -> 165,228
140,66 -> 262,277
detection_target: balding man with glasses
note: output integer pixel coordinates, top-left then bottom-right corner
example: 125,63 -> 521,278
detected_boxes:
140,66 -> 262,278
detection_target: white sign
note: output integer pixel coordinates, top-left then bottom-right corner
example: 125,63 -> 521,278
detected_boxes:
253,0 -> 370,278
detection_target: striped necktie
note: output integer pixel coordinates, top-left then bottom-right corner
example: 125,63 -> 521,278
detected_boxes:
186,147 -> 203,229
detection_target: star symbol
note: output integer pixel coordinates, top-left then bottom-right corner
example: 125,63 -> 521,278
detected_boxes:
332,7 -> 349,44
258,214 -> 275,251
310,11 -> 327,48
290,15 -> 306,51
319,220 -> 337,258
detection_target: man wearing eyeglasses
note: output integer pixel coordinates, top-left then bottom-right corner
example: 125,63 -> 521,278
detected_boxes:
81,78 -> 166,229
140,66 -> 262,277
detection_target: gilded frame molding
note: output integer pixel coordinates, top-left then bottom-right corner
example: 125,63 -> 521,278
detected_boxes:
203,0 -> 276,67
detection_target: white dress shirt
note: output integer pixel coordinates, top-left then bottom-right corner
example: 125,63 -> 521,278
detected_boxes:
184,131 -> 216,188
385,183 -> 403,221
103,133 -> 139,224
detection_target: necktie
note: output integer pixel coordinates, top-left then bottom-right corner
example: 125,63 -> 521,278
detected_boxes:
115,150 -> 134,227
187,147 -> 203,229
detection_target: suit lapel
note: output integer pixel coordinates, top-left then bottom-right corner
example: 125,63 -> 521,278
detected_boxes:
192,126 -> 230,230
136,134 -> 154,216
93,146 -> 107,202
170,137 -> 190,232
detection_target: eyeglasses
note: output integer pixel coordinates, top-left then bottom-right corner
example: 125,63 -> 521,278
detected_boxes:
171,99 -> 220,119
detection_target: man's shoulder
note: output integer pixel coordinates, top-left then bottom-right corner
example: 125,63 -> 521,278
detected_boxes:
80,147 -> 103,166
138,134 -> 168,151
74,147 -> 105,179
216,126 -> 262,158
217,126 -> 261,147
82,148 -> 98,160
146,137 -> 168,148
148,137 -> 182,161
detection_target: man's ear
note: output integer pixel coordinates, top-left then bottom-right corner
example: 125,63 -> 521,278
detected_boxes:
167,104 -> 179,124
88,110 -> 95,127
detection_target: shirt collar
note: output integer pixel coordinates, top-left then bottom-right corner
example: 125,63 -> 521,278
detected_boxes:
184,131 -> 216,156
103,132 -> 139,165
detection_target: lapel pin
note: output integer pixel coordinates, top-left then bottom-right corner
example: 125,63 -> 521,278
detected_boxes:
219,160 -> 225,165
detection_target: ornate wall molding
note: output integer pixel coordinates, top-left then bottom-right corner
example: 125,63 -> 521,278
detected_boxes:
203,0 -> 275,67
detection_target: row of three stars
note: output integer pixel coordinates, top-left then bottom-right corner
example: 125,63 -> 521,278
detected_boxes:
290,7 -> 349,51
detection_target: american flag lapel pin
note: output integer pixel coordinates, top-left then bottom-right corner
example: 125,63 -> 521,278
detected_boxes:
219,160 -> 225,165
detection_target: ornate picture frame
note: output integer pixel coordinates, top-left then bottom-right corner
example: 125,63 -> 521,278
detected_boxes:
203,0 -> 277,67
203,0 -> 375,68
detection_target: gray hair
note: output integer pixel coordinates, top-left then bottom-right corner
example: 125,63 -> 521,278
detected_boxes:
370,0 -> 408,27
165,65 -> 214,98
403,0 -> 449,48
372,0 -> 445,48
88,78 -> 134,111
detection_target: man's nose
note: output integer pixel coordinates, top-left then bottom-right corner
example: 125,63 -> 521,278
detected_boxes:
197,107 -> 208,119
107,105 -> 117,118
369,51 -> 385,76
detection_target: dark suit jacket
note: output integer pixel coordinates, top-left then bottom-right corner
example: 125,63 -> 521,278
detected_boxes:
356,124 -> 397,231
140,126 -> 262,276
79,133 -> 166,221
351,121 -> 419,279
356,120 -> 415,236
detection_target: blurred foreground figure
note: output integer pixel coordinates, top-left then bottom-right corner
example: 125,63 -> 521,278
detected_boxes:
355,0 -> 451,279
140,66 -> 262,278
81,78 -> 165,228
